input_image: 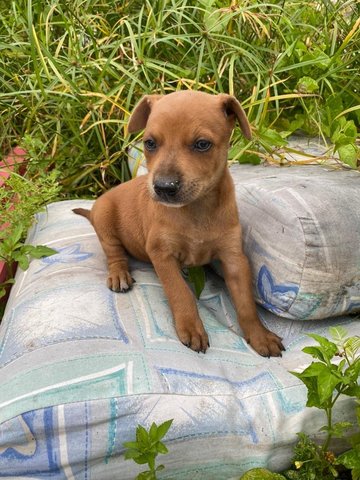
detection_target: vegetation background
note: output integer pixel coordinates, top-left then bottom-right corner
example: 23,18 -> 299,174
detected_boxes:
0,0 -> 359,306
1,0 -> 359,195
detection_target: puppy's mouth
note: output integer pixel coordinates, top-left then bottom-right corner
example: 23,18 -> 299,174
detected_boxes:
149,177 -> 200,207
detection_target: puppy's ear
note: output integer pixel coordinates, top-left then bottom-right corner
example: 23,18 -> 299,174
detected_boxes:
219,94 -> 252,140
128,95 -> 163,133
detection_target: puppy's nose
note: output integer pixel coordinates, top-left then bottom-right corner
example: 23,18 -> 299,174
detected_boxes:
153,178 -> 181,198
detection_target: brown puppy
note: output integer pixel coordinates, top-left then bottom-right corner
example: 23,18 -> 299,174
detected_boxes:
74,91 -> 285,357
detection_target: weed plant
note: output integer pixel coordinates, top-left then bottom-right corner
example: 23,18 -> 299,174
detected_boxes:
0,0 -> 359,199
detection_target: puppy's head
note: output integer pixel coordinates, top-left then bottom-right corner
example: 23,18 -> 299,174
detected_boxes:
128,91 -> 251,207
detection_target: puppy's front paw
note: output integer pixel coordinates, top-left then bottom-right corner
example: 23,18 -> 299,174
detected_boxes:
246,329 -> 285,358
107,270 -> 134,293
176,319 -> 209,354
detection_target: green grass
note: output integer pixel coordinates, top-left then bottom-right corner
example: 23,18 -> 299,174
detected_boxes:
0,0 -> 359,198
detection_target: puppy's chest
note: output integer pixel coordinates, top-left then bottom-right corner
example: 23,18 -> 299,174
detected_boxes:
175,235 -> 218,267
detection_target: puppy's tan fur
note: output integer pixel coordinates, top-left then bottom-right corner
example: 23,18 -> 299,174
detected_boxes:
74,91 -> 284,357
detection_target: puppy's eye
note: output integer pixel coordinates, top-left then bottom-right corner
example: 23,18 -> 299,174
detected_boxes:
144,138 -> 157,152
193,139 -> 212,152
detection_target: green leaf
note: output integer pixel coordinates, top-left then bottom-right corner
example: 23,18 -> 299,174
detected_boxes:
200,0 -> 228,33
136,425 -> 149,445
156,441 -> 169,455
23,245 -> 57,259
331,118 -> 357,148
259,128 -> 288,148
305,334 -> 337,362
302,49 -> 331,70
317,368 -> 342,404
156,419 -> 173,441
289,114 -> 305,133
137,470 -> 156,480
187,267 -> 205,299
337,143 -> 358,169
237,153 -> 261,165
302,346 -> 326,362
336,446 -> 360,470
123,441 -> 139,450
329,326 -> 348,344
296,76 -> 319,94
124,449 -> 141,460
325,95 -> 344,122
149,422 -> 158,440
322,421 -> 353,438
240,468 -> 287,479
342,384 -> 360,397
132,453 -> 152,465
13,253 -> 30,271
292,361 -> 342,407
8,224 -> 24,247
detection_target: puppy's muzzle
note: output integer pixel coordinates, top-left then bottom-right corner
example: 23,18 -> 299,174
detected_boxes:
153,177 -> 182,203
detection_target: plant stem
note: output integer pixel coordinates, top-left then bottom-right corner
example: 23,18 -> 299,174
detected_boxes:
322,390 -> 343,452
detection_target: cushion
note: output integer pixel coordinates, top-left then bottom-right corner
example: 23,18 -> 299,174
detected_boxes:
0,198 -> 358,479
230,164 -> 360,319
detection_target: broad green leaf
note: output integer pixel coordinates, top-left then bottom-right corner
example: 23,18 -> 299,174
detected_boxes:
302,49 -> 331,70
289,114 -> 305,132
259,128 -> 287,148
124,449 -> 141,460
238,153 -> 261,165
342,384 -> 360,397
331,118 -> 357,148
136,425 -> 149,445
305,334 -> 337,361
240,468 -> 287,479
302,346 -> 326,362
137,470 -> 156,480
320,421 -> 353,438
132,453 -> 152,465
344,358 -> 360,380
329,326 -> 348,344
187,267 -> 205,299
292,362 -> 342,407
336,446 -> 360,470
294,362 -> 328,378
156,419 -> 173,441
199,0 -> 228,33
291,370 -> 321,408
123,441 -> 139,450
337,143 -> 358,169
25,245 -> 57,259
318,369 -> 342,404
8,224 -> 24,247
326,95 -> 344,121
13,253 -> 30,271
149,422 -> 158,440
156,441 -> 168,455
296,76 -> 319,94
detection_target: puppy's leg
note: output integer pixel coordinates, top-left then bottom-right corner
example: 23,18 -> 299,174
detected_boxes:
98,235 -> 134,293
220,252 -> 285,357
150,253 -> 209,353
